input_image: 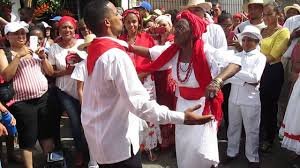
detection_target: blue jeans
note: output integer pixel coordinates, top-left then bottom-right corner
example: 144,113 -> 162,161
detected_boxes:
57,89 -> 87,152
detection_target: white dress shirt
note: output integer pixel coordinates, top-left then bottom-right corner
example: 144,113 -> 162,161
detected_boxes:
81,37 -> 185,164
234,20 -> 266,34
203,23 -> 228,50
227,49 -> 266,106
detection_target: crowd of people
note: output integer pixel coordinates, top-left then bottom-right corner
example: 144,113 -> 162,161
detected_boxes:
0,0 -> 299,168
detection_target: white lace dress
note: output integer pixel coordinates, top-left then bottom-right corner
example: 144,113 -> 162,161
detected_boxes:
279,74 -> 300,155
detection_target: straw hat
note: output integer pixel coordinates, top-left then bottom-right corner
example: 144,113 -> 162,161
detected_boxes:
182,0 -> 212,11
78,34 -> 96,51
243,0 -> 265,12
284,4 -> 300,16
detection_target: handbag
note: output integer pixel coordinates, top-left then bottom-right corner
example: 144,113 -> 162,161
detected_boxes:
0,48 -> 15,103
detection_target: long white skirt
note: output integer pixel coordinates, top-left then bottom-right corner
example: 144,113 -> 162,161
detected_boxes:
175,96 -> 219,168
279,75 -> 300,155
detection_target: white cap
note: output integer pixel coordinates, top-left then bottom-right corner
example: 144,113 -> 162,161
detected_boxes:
238,25 -> 262,41
41,21 -> 52,29
4,21 -> 29,35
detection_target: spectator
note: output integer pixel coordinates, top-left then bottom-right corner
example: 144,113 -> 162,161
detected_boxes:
260,2 -> 290,153
48,16 -> 88,167
234,0 -> 266,34
0,21 -> 54,168
78,19 -> 92,38
152,14 -> 177,150
233,0 -> 265,52
212,2 -> 222,23
119,9 -> 160,161
284,4 -> 300,20
225,25 -> 266,168
185,0 -> 228,50
40,21 -> 54,45
18,7 -> 34,27
134,1 -> 153,22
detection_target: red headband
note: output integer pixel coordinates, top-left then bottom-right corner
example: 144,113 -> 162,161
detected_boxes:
176,10 -> 207,39
58,16 -> 77,29
233,13 -> 242,20
122,9 -> 140,22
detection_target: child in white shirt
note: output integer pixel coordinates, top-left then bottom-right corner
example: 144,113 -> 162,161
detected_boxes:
225,25 -> 266,167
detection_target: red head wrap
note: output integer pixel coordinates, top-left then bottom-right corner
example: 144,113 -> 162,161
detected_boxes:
176,10 -> 207,39
122,9 -> 140,22
58,16 -> 77,29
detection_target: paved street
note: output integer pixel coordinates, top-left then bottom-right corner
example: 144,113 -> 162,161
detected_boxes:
3,118 -> 299,168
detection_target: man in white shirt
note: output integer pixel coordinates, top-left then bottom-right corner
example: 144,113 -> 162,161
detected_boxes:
82,1 -> 214,167
184,0 -> 228,50
225,26 -> 266,168
234,0 -> 266,34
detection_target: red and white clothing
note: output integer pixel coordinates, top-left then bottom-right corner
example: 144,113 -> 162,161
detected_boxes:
119,32 -> 161,150
12,55 -> 48,102
81,37 -> 185,164
279,73 -> 300,155
148,43 -> 240,168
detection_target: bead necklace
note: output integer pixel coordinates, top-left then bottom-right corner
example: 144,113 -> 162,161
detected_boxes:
176,55 -> 193,83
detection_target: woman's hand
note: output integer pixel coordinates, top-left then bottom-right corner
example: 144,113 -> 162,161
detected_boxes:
11,48 -> 32,58
35,47 -> 47,60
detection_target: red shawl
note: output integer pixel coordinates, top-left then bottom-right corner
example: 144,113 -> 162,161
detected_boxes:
87,38 -> 126,75
119,32 -> 155,73
140,11 -> 223,122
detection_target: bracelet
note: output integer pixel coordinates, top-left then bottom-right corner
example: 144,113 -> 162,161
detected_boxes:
213,77 -> 223,87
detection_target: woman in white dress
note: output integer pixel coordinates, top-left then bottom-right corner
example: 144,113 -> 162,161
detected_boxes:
279,38 -> 300,156
130,10 -> 241,168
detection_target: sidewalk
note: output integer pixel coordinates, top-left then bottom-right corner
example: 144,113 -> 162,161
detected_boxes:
4,118 -> 299,168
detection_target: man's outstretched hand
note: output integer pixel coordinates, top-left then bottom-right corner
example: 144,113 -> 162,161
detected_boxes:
183,105 -> 214,125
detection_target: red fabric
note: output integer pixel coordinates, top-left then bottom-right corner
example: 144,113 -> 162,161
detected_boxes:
284,132 -> 300,142
122,9 -> 140,22
58,16 -> 77,29
87,38 -> 126,75
140,10 -> 223,122
119,32 -> 155,73
291,42 -> 300,73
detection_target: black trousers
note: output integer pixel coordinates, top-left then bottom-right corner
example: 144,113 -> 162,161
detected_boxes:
260,62 -> 284,144
98,150 -> 142,168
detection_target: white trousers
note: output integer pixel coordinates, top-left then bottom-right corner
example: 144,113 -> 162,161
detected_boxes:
227,102 -> 260,162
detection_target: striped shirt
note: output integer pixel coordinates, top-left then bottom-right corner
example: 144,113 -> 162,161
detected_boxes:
13,55 -> 48,102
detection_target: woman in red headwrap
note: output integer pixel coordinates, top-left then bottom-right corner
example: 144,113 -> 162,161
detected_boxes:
119,9 -> 162,161
48,16 -> 88,166
128,11 -> 242,168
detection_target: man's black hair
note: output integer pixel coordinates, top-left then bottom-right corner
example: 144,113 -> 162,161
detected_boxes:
83,0 -> 111,36
218,12 -> 232,24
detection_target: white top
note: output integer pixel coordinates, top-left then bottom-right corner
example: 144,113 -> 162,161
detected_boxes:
149,42 -> 241,98
71,60 -> 87,82
283,15 -> 300,33
226,49 -> 266,106
203,23 -> 228,50
48,39 -> 86,99
234,20 -> 266,34
81,37 -> 185,164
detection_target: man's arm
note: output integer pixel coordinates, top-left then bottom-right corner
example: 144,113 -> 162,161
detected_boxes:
112,49 -> 213,125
